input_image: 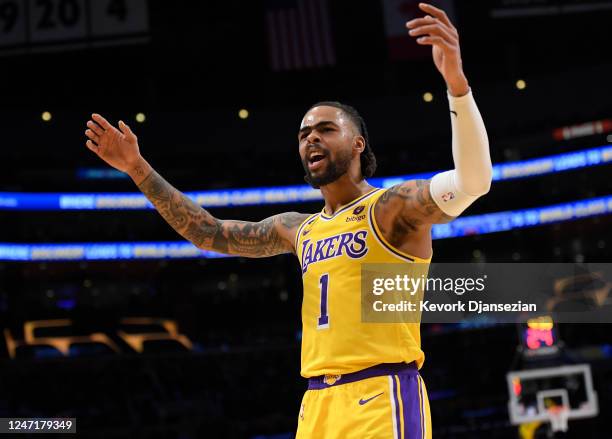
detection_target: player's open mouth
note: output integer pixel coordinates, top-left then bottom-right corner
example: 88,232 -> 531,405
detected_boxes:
308,152 -> 327,171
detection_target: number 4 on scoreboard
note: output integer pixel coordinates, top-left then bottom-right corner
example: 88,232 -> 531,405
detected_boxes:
90,0 -> 148,38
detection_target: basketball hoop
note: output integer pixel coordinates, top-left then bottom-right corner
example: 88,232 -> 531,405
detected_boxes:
507,365 -> 599,433
547,405 -> 569,432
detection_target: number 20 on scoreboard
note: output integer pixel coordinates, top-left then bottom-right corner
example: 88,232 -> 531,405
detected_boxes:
0,0 -> 148,53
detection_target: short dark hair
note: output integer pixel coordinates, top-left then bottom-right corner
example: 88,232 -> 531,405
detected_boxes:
308,101 -> 377,179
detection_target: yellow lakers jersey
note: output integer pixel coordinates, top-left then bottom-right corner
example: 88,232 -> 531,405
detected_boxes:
296,187 -> 431,378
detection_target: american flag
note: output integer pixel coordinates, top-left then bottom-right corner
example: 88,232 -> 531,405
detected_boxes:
265,0 -> 336,71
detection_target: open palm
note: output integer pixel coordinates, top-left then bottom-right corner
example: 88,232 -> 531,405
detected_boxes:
431,42 -> 461,84
85,114 -> 140,173
406,3 -> 465,93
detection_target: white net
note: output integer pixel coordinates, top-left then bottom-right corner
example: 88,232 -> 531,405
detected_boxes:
548,406 -> 569,432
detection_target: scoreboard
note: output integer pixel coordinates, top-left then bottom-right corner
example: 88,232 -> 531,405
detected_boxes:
490,0 -> 612,18
0,0 -> 148,54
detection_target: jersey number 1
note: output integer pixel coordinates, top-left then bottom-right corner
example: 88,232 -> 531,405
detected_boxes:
318,273 -> 329,328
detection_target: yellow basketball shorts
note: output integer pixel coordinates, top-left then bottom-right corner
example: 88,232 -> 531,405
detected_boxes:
296,363 -> 432,439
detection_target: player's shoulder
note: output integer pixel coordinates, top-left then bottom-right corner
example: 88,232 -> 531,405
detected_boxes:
274,212 -> 316,242
273,212 -> 317,254
375,179 -> 424,211
275,212 -> 314,231
372,179 -> 436,230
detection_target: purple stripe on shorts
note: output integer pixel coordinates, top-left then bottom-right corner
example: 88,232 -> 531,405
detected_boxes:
399,373 -> 424,439
418,377 -> 425,439
308,362 -> 417,390
392,376 -> 402,439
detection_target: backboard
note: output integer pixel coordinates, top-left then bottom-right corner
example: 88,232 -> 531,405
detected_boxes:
507,364 -> 598,431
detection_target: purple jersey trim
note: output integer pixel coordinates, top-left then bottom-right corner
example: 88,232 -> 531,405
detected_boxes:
319,188 -> 381,220
307,362 -> 417,390
294,213 -> 319,253
368,201 -> 415,263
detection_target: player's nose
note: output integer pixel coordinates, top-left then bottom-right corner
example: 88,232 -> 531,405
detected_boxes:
306,130 -> 321,144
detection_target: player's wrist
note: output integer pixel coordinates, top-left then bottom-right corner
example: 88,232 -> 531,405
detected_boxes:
446,73 -> 470,97
127,156 -> 152,185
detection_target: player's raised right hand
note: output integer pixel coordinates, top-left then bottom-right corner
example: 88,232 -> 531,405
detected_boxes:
85,114 -> 141,173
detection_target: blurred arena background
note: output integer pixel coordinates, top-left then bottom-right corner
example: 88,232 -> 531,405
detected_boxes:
0,0 -> 611,438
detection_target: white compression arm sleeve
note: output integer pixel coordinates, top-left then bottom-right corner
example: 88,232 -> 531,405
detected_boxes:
430,90 -> 492,217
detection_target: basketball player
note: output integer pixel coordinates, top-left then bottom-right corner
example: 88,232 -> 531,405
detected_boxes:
84,3 -> 491,438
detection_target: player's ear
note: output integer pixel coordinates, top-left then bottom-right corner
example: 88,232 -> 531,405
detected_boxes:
353,136 -> 366,154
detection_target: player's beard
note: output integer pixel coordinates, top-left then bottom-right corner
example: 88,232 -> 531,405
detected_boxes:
303,148 -> 352,189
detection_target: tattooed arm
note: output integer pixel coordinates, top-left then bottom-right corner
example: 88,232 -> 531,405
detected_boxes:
376,179 -> 454,227
135,166 -> 309,257
374,93 -> 490,258
84,114 -> 309,257
373,179 -> 453,259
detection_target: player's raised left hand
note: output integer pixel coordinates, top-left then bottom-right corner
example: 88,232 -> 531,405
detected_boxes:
406,3 -> 469,96
84,114 -> 142,174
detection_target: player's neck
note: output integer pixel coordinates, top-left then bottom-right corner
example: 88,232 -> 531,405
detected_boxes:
320,176 -> 374,216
